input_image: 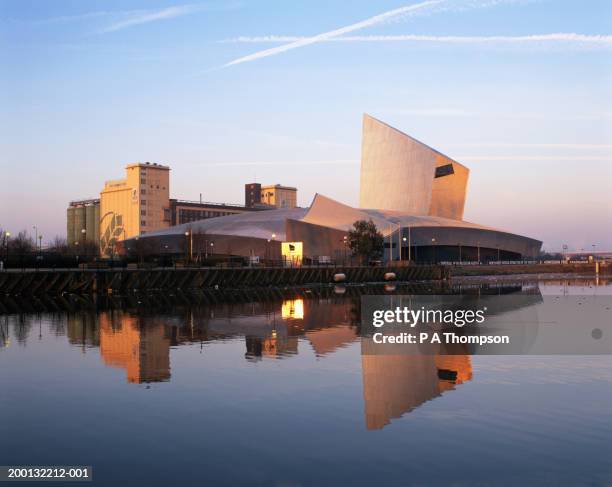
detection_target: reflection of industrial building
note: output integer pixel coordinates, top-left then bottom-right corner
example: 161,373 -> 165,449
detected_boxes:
98,313 -> 170,383
126,114 -> 541,263
34,283 -> 542,429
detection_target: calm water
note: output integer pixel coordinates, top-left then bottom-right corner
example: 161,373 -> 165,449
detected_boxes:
1,278 -> 611,486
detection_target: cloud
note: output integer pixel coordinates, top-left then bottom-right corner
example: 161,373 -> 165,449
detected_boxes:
221,0 -> 448,67
222,33 -> 612,47
453,143 -> 612,150
100,4 -> 203,33
219,0 -> 559,67
194,160 -> 358,167
457,155 -> 612,161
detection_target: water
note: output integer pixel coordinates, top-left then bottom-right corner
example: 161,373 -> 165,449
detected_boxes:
1,278 -> 611,486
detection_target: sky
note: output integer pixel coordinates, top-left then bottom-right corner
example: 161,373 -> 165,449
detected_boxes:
1,0 -> 611,252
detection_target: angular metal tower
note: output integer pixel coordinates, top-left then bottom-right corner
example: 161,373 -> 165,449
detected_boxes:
359,114 -> 469,220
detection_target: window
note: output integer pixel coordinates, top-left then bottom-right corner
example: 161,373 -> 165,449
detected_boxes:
141,210 -> 146,216
141,189 -> 146,195
141,220 -> 146,226
435,164 -> 454,178
141,200 -> 146,205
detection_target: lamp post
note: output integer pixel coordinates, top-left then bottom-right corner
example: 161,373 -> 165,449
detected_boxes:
458,243 -> 462,264
477,241 -> 481,264
32,225 -> 37,252
185,231 -> 192,263
5,231 -> 10,267
343,235 -> 348,265
402,237 -> 407,261
431,238 -> 436,264
81,228 -> 86,260
407,225 -> 412,263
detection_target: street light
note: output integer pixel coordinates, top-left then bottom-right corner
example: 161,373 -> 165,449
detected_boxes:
185,231 -> 192,262
343,235 -> 349,265
402,236 -> 407,261
431,238 -> 436,264
81,228 -> 87,259
4,231 -> 10,266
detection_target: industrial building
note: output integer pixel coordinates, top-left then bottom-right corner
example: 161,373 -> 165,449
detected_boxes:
244,183 -> 298,209
121,114 -> 542,264
67,199 -> 100,247
67,161 -> 292,255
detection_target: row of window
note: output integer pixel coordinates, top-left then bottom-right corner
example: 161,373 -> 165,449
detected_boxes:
178,208 -> 238,223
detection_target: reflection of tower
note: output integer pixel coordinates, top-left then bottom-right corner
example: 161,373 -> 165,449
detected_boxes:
244,333 -> 298,360
361,339 -> 472,430
99,313 -> 171,383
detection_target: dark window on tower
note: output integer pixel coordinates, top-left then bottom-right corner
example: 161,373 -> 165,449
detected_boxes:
435,164 -> 455,178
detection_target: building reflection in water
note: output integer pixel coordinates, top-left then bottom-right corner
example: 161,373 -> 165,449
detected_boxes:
99,313 -> 171,383
2,281 -> 551,429
361,339 -> 473,430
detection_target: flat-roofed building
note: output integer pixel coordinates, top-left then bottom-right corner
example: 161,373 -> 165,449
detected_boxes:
245,183 -> 262,208
260,184 -> 297,209
169,199 -> 262,225
99,162 -> 171,256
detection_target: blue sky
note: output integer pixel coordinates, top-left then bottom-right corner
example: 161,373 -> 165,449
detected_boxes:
1,0 -> 611,251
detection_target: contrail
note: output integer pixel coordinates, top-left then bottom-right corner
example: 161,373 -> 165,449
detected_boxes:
223,33 -> 612,46
222,0 -> 446,67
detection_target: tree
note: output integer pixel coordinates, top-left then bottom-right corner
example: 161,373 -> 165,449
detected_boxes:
10,230 -> 33,254
347,219 -> 384,264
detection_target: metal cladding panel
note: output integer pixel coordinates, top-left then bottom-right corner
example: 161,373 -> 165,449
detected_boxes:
430,159 -> 469,220
360,114 -> 435,213
303,194 -> 392,235
405,226 -> 542,258
285,219 -> 347,258
359,114 -> 469,219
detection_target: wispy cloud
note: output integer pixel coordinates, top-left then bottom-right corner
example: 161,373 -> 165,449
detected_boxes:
388,108 -> 612,120
453,143 -> 612,150
458,155 -> 612,161
220,0 -> 544,67
221,0 -> 447,67
222,33 -> 612,47
100,4 -> 204,33
6,3 -> 236,32
194,160 -> 358,167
